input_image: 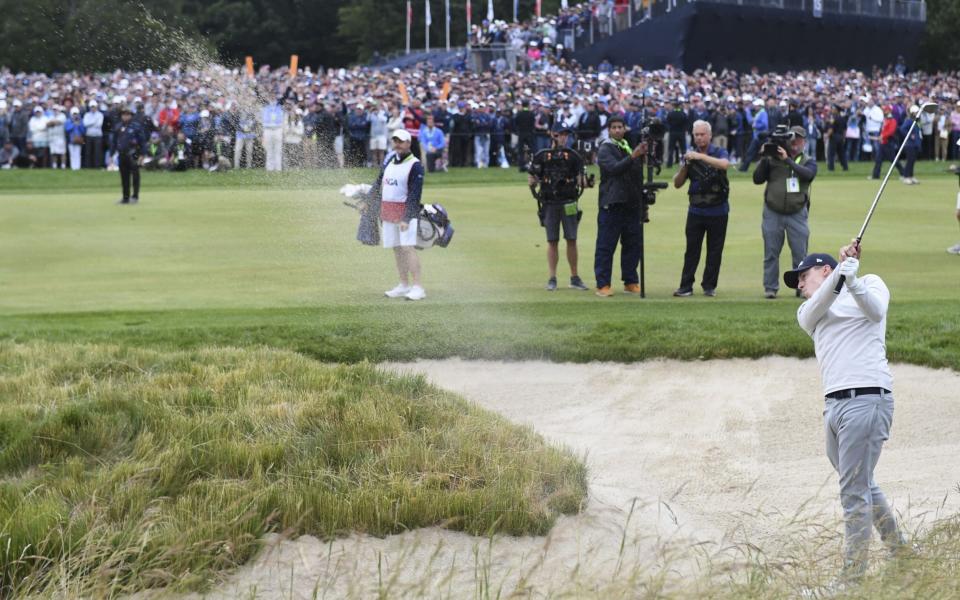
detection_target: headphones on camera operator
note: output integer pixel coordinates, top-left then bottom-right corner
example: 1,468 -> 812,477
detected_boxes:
527,124 -> 594,226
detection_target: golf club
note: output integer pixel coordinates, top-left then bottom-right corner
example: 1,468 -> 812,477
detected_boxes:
834,101 -> 939,293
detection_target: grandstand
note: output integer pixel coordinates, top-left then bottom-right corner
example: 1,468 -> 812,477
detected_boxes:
573,0 -> 926,71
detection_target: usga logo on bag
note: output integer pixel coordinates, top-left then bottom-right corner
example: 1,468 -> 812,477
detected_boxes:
384,178 -> 400,186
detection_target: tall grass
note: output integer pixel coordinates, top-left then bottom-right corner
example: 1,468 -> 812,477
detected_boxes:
0,342 -> 587,596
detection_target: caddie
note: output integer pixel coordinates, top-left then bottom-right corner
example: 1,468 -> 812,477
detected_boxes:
785,241 -> 907,588
371,129 -> 427,301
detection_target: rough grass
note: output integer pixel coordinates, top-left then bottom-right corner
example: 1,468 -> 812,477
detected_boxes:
0,341 -> 587,597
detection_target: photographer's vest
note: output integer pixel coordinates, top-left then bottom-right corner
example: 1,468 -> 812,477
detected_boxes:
688,145 -> 729,209
764,154 -> 811,215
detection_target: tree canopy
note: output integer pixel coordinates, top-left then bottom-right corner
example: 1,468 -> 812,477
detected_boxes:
0,0 -> 954,73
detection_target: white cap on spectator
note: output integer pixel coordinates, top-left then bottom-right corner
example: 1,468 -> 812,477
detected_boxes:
112,96 -> 122,104
70,107 -> 80,114
779,100 -> 788,107
200,109 -> 210,117
752,98 -> 763,106
13,99 -> 22,107
33,106 -> 43,113
89,100 -> 98,109
170,100 -> 178,109
391,129 -> 411,142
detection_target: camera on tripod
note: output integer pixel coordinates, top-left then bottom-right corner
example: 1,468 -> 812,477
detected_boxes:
761,124 -> 795,158
634,118 -> 668,223
639,118 -> 667,169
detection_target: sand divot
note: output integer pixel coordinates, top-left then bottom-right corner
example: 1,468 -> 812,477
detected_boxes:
181,358 -> 960,599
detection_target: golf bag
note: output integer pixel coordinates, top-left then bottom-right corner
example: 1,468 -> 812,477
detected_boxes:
340,183 -> 380,246
416,203 -> 454,249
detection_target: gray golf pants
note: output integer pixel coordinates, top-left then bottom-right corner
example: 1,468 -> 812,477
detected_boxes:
824,390 -> 905,579
761,205 -> 808,293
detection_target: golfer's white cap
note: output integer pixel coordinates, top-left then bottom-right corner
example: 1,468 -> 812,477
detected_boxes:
391,129 -> 411,142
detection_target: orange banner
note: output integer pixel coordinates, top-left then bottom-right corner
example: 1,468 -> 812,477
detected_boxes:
440,81 -> 451,101
398,81 -> 410,105
245,56 -> 254,78
289,54 -> 299,77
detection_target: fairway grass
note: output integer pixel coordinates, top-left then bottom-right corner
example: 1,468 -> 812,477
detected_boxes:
1,164 -> 958,369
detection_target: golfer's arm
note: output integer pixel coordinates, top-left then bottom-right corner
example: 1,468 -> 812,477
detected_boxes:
847,276 -> 889,322
797,269 -> 842,335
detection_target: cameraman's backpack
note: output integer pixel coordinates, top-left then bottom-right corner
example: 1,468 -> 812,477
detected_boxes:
416,203 -> 454,249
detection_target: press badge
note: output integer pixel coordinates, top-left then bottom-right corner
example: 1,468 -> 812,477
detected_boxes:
786,177 -> 800,193
564,202 -> 579,216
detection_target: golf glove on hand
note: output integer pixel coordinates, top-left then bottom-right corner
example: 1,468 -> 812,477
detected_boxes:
839,257 -> 860,288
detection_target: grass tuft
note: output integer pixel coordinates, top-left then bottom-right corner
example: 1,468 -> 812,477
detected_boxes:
0,341 -> 587,596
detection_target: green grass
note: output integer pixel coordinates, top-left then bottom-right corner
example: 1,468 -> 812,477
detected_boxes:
1,162 -> 958,368
1,164 -> 958,597
0,341 -> 586,596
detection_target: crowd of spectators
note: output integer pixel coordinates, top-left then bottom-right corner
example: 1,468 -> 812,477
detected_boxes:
467,1 -> 634,73
2,57 -> 959,175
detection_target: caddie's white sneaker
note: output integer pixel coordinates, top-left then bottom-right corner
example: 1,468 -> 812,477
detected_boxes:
384,284 -> 411,298
404,285 -> 426,301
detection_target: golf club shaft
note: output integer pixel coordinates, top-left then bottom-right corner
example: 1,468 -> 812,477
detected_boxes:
833,118 -> 921,294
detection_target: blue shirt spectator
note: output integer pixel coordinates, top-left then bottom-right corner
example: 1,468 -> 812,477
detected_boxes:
347,110 -> 370,140
180,110 -> 200,139
261,104 -> 284,129
419,124 -> 446,151
470,110 -> 493,135
752,108 -> 769,140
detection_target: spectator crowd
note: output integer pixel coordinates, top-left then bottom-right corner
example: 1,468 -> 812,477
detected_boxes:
2,56 -> 959,177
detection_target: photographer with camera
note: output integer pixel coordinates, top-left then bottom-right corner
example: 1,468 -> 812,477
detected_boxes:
115,106 -> 146,205
527,124 -> 591,291
671,120 -> 731,297
752,125 -> 818,299
593,115 -> 648,297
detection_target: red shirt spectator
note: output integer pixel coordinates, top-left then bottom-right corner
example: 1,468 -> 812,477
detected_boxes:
880,113 -> 898,145
158,102 -> 181,132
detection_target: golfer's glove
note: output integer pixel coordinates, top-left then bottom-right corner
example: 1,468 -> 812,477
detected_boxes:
838,257 -> 860,288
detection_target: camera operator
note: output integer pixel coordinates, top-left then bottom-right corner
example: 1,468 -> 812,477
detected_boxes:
671,120 -> 730,297
115,106 -> 146,205
527,124 -> 591,291
593,115 -> 647,297
752,125 -> 818,299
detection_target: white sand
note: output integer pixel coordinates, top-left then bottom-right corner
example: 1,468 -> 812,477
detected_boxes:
178,358 -> 960,599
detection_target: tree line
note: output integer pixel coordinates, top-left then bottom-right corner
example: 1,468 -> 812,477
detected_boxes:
0,0 -> 955,73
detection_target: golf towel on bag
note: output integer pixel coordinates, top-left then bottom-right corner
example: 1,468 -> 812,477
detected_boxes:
416,203 -> 454,249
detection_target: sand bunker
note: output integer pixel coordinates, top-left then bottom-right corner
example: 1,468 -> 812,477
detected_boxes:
181,357 -> 960,599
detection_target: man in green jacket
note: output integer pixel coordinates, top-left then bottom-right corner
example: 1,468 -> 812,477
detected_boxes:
752,125 -> 818,299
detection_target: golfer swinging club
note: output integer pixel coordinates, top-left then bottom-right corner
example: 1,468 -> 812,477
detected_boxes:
785,240 -> 907,586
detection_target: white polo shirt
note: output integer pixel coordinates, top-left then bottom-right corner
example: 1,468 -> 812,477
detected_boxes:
797,269 -> 893,396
